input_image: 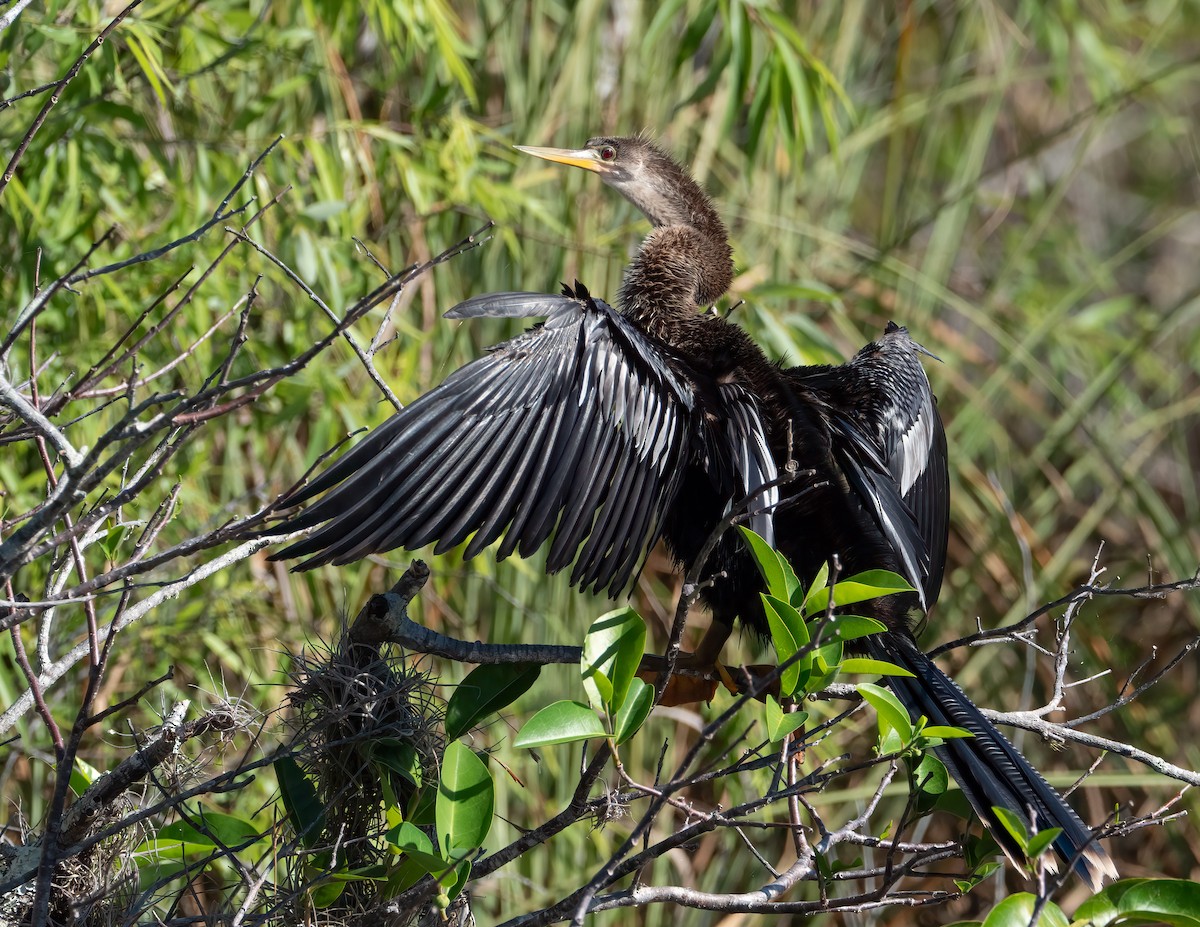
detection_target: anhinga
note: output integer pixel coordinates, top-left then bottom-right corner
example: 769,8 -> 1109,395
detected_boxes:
272,135 -> 1115,888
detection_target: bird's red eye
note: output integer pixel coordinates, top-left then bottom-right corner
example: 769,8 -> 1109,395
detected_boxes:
600,145 -> 616,161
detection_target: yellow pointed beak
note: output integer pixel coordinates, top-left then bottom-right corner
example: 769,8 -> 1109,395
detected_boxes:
514,145 -> 607,173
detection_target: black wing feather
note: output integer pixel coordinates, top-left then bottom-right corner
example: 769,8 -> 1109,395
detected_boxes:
273,289 -> 707,596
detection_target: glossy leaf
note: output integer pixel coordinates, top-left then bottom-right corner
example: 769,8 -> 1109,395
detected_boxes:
838,657 -> 915,678
581,607 -> 645,714
1024,826 -> 1063,860
763,695 -> 808,743
70,757 -> 102,797
275,756 -> 325,848
514,700 -> 607,748
801,560 -> 830,613
805,570 -> 916,614
614,677 -> 654,745
979,893 -> 1068,927
921,725 -> 974,740
823,614 -> 887,642
907,752 -> 948,814
991,806 -> 1029,852
445,663 -> 542,740
1075,879 -> 1200,927
157,810 -> 260,849
857,683 -> 913,742
386,821 -> 449,872
762,594 -> 807,696
370,739 -> 423,789
436,742 -> 493,860
739,526 -> 800,600
442,859 -> 472,903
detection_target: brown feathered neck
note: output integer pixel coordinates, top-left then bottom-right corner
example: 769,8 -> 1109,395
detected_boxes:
598,137 -> 733,330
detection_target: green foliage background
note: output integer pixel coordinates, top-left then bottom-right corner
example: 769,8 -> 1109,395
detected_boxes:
3,0 -> 1200,922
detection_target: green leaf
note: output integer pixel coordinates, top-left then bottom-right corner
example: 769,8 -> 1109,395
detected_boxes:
763,695 -> 808,743
133,838 -> 222,861
445,663 -> 541,740
763,598 -> 799,696
275,756 -> 325,848
979,893 -> 1068,927
441,859 -> 472,903
857,683 -> 913,741
514,700 -> 607,748
838,658 -> 915,678
806,570 -> 916,614
436,742 -> 493,861
801,561 -> 830,612
384,856 -> 428,897
581,607 -> 645,714
614,677 -> 654,745
70,757 -> 102,797
385,821 -> 449,872
310,879 -> 346,908
907,752 -> 948,814
370,739 -> 423,789
157,811 -> 260,849
822,614 -> 887,642
1076,879 -> 1200,927
407,786 -> 437,826
762,594 -> 810,696
739,526 -> 800,599
990,806 -> 1029,852
1024,826 -> 1063,859
920,726 -> 974,740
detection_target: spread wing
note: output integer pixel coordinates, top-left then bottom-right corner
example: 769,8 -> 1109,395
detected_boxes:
272,286 -> 775,596
790,323 -> 948,611
866,325 -> 949,608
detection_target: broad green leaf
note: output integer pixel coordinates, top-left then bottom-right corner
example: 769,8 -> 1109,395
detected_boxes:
370,739 -> 422,789
311,879 -> 346,908
384,857 -> 428,897
70,757 -> 102,797
823,614 -> 887,642
979,893 -> 1068,927
838,657 -> 915,678
739,526 -> 799,599
801,560 -> 830,612
386,821 -> 449,872
990,806 -> 1029,852
275,756 -> 325,848
614,677 -> 654,745
581,607 -> 645,714
407,786 -> 437,826
921,726 -> 974,740
1024,826 -> 1063,859
763,695 -> 808,742
907,752 -> 948,812
514,700 -> 607,748
133,838 -> 222,861
436,742 -> 493,860
762,594 -> 810,696
806,570 -> 916,614
442,859 -> 471,903
1076,879 -> 1200,927
764,594 -> 808,646
445,663 -> 542,740
857,683 -> 913,741
157,811 -> 260,849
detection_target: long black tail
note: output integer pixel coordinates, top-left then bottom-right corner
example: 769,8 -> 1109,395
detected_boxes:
868,632 -> 1116,889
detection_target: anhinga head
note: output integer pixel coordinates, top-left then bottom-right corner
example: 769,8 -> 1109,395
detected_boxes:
515,135 -> 726,244
516,135 -> 734,322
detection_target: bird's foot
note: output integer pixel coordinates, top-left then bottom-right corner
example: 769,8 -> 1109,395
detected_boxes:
636,651 -> 726,706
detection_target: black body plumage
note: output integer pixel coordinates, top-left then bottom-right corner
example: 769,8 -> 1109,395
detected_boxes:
271,135 -> 1113,888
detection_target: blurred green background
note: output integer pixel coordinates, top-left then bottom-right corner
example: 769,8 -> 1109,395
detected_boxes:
3,0 -> 1199,922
